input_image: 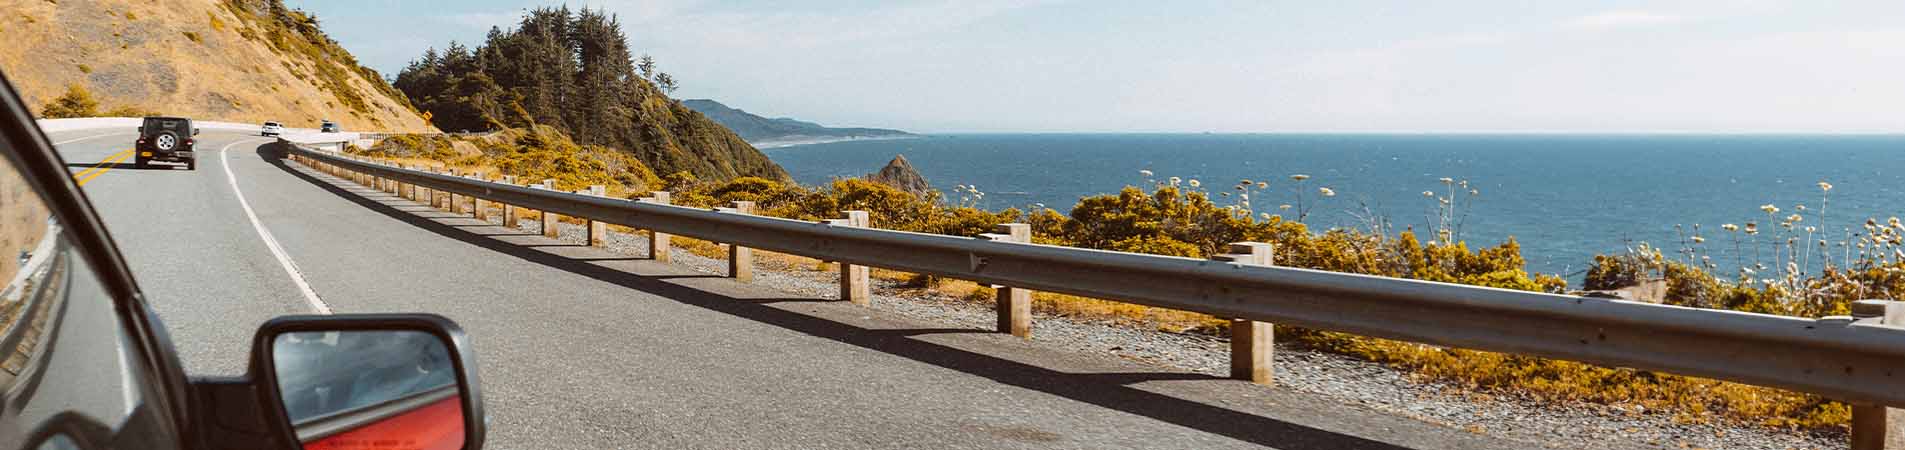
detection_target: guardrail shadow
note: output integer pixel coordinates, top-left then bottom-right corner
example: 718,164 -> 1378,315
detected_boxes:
258,143 -> 1430,450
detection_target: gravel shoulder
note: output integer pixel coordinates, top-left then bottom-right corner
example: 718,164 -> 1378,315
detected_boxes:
497,212 -> 1839,450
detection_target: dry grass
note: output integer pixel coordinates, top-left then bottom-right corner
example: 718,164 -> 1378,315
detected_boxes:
0,0 -> 433,131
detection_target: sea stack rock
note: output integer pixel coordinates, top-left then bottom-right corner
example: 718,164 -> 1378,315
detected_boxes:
865,154 -> 932,197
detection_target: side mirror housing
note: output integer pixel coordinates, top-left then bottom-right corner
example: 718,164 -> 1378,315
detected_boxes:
190,314 -> 485,450
193,128 -> 201,136
137,126 -> 143,133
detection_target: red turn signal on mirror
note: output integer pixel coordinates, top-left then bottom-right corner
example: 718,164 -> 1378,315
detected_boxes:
302,396 -> 464,450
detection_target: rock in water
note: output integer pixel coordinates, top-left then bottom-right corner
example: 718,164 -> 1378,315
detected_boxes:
866,154 -> 932,197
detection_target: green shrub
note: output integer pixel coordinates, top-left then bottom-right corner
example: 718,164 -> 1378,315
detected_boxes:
38,84 -> 99,118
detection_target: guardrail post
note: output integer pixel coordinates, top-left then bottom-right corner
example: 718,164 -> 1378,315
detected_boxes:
586,185 -> 607,246
416,171 -> 433,206
539,179 -> 560,238
501,176 -> 519,228
448,169 -> 468,215
724,201 -> 755,282
640,192 -> 671,261
470,175 -> 488,221
980,224 -> 1033,337
1214,242 -> 1275,385
379,160 -> 395,193
1850,299 -> 1905,450
396,164 -> 412,199
832,211 -> 870,305
430,168 -> 449,210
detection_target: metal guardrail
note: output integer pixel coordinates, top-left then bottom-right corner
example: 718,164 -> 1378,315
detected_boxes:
282,144 -> 1905,413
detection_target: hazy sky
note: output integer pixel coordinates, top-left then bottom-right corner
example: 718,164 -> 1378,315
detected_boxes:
288,0 -> 1904,133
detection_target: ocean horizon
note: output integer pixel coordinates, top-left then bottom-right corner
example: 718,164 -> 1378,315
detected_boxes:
765,133 -> 1905,280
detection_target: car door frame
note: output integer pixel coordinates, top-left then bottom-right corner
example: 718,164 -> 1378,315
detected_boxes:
0,73 -> 197,447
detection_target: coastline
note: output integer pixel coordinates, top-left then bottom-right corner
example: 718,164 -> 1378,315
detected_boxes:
752,134 -> 921,149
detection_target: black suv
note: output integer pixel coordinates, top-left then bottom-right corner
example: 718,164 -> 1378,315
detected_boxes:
135,116 -> 199,170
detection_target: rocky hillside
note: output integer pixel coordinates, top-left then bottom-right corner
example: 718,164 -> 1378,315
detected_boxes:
684,99 -> 913,144
865,154 -> 931,197
0,0 -> 434,132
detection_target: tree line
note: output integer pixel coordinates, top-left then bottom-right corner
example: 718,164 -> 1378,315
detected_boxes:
393,6 -> 788,182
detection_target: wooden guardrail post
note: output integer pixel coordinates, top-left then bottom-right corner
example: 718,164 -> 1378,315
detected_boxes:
538,179 -> 560,238
448,169 -> 468,215
501,176 -> 519,228
470,174 -> 489,221
831,211 -> 870,305
380,160 -> 395,193
1214,242 -> 1275,385
585,185 -> 607,246
396,165 -> 413,200
723,201 -> 755,282
640,192 -> 671,261
980,224 -> 1033,337
1850,299 -> 1905,450
432,168 -> 451,210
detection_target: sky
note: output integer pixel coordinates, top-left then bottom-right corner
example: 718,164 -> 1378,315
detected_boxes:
287,0 -> 1905,133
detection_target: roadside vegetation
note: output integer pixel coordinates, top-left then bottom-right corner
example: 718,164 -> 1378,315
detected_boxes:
351,130 -> 1861,433
37,84 -> 158,119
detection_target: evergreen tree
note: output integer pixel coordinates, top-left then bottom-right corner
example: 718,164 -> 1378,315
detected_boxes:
392,6 -> 789,182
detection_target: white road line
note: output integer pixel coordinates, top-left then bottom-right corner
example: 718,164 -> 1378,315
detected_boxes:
53,131 -> 129,146
220,139 -> 333,314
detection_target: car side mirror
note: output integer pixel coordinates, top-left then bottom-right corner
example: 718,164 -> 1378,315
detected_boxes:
137,126 -> 143,133
212,314 -> 485,450
193,128 -> 201,136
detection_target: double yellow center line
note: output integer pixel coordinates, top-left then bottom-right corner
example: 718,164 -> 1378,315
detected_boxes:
73,148 -> 134,186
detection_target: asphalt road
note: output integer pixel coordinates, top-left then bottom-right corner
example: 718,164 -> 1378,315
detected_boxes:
46,127 -> 1541,449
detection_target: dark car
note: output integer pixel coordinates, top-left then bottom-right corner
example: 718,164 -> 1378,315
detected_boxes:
134,116 -> 198,170
0,72 -> 486,449
320,120 -> 340,133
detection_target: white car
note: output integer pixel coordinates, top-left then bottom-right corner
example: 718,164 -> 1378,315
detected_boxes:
261,121 -> 284,136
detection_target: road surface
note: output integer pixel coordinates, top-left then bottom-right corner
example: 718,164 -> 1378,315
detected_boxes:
46,127 -> 1544,449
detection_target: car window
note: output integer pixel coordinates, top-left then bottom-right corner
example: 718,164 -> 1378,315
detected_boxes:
143,118 -> 185,133
1,129 -> 180,448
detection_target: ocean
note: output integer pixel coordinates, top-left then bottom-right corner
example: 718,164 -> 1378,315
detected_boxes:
764,133 -> 1905,279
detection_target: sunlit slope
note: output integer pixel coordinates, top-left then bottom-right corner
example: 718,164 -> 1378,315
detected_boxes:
1,0 -> 434,132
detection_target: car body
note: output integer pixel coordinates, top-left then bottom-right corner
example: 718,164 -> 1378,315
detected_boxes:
262,121 -> 284,136
319,120 -> 340,133
0,72 -> 485,449
134,116 -> 198,170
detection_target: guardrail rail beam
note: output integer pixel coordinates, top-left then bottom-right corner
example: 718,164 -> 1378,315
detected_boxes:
277,145 -> 1905,424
